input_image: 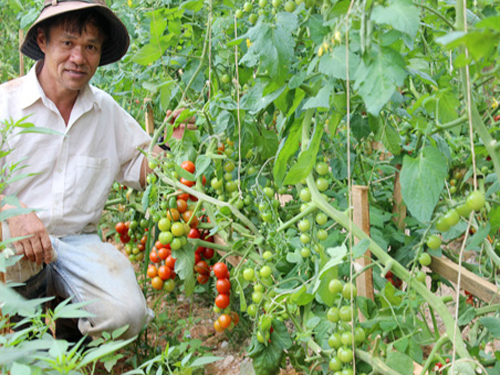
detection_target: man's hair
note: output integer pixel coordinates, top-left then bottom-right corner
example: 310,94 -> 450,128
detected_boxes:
38,9 -> 109,45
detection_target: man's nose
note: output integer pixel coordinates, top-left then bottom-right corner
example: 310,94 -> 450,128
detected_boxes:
69,46 -> 85,64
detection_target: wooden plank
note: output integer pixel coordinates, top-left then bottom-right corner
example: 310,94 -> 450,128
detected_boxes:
144,98 -> 154,136
429,255 -> 500,304
352,185 -> 374,301
392,164 -> 406,231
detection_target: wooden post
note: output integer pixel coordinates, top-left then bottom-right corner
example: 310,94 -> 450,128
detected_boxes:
19,29 -> 25,77
352,185 -> 374,301
144,98 -> 154,136
392,164 -> 406,231
429,256 -> 500,304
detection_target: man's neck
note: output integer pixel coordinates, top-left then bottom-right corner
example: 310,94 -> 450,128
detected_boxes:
36,61 -> 79,125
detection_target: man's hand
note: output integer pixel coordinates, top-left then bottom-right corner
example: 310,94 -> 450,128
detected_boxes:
166,109 -> 197,140
7,211 -> 53,265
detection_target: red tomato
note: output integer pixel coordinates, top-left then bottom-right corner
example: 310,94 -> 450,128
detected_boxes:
149,251 -> 160,264
218,313 -> 232,329
188,228 -> 200,239
181,160 -> 196,174
120,233 -> 131,244
158,248 -> 170,260
155,240 -> 165,250
182,211 -> 199,228
189,195 -> 199,202
158,265 -> 172,280
203,247 -> 214,259
180,177 -> 195,187
195,252 -> 201,264
216,278 -> 231,294
213,262 -> 228,279
165,255 -> 176,269
115,222 -> 127,234
178,191 -> 190,201
215,293 -> 230,309
197,273 -> 209,284
147,265 -> 158,278
176,199 -> 188,214
194,260 -> 210,275
202,175 -> 207,186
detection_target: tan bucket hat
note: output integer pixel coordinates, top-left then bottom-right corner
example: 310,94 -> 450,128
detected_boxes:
20,0 -> 130,66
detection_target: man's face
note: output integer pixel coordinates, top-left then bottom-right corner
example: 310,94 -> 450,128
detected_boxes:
36,22 -> 103,94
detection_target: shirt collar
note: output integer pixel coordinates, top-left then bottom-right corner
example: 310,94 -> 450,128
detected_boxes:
19,62 -> 100,111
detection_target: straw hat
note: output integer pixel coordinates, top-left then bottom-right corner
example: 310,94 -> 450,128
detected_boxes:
20,0 -> 130,66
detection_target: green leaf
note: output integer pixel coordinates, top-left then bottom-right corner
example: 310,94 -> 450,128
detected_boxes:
353,47 -> 407,115
318,46 -> 360,80
283,120 -> 323,185
352,239 -> 370,259
315,268 -> 337,307
400,147 -> 448,223
79,337 -> 137,367
174,246 -> 196,296
480,317 -> 500,339
303,84 -> 333,109
11,362 -> 32,375
190,356 -> 224,367
466,223 -> 490,251
381,123 -> 401,156
273,118 -> 302,186
257,129 -> 280,160
131,35 -> 174,65
436,89 -> 460,124
488,206 -> 500,236
372,0 -> 420,39
292,286 -> 315,306
241,13 -> 298,85
385,351 -> 414,375
248,319 -> 291,375
351,114 -> 371,141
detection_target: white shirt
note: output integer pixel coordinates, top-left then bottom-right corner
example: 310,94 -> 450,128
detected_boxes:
0,63 -> 151,236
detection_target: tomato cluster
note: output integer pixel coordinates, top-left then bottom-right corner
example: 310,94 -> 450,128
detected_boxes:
147,241 -> 176,292
116,219 -> 151,262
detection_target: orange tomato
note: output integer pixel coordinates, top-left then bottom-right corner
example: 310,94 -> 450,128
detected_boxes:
229,311 -> 239,325
147,265 -> 158,278
218,313 -> 232,329
181,160 -> 196,174
182,211 -> 199,228
166,208 -> 180,222
158,265 -> 172,280
214,320 -> 225,333
151,276 -> 164,290
176,199 -> 188,214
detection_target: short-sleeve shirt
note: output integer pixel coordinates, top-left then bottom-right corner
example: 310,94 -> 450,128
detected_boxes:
0,63 -> 151,236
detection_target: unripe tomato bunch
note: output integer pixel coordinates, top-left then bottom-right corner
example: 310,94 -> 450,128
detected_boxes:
115,217 -> 152,263
325,280 -> 366,373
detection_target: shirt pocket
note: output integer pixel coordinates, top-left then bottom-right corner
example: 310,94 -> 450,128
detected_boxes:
73,156 -> 112,214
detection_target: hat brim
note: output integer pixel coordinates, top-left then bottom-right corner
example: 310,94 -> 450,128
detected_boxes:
20,1 -> 130,66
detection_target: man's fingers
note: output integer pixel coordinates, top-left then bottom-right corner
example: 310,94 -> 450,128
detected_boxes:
22,241 -> 36,263
41,238 -> 54,264
29,238 -> 44,265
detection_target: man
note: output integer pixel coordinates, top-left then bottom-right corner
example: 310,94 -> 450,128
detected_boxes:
0,0 -> 164,342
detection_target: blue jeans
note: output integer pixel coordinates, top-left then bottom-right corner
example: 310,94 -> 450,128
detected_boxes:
49,234 -> 154,339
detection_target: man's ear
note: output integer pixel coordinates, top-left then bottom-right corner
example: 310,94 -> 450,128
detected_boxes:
36,28 -> 48,54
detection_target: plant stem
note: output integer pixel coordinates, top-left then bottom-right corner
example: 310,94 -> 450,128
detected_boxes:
355,349 -> 406,375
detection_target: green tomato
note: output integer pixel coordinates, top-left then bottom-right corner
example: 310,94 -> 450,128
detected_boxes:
299,188 -> 311,202
170,237 -> 182,250
339,305 -> 353,322
158,231 -> 173,245
315,212 -> 328,225
225,180 -> 238,193
426,234 -> 442,250
338,347 -> 354,363
221,73 -> 231,84
158,218 -> 171,232
284,0 -> 296,11
163,279 -> 175,292
315,161 -> 329,175
235,8 -> 244,18
315,178 -> 329,192
456,203 -> 472,217
252,291 -> 263,304
298,219 -> 311,232
341,331 -> 353,346
260,265 -> 272,278
249,13 -> 258,24
243,268 -> 255,281
211,177 -> 223,190
243,1 -> 253,11
328,279 -> 343,295
435,217 -> 450,232
329,357 -> 343,371
224,161 -> 235,173
354,327 -> 366,343
443,209 -> 460,227
466,191 -> 485,211
247,304 -> 258,317
300,233 -> 311,244
418,252 -> 432,266
327,307 -> 340,323
263,187 -> 274,198
416,271 -> 427,283
300,247 -> 311,258
328,332 -> 342,349
259,0 -> 268,6
316,229 -> 328,241
342,282 -> 357,299
254,283 -> 265,292
263,251 -> 273,260
272,0 -> 282,6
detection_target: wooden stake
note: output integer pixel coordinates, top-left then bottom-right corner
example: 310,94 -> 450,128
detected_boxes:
144,98 -> 154,136
429,255 -> 500,304
392,164 -> 406,231
19,29 -> 25,77
352,185 -> 374,301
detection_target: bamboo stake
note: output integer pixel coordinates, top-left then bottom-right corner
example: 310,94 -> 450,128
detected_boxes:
144,98 -> 154,136
352,185 -> 374,301
19,29 -> 25,77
